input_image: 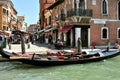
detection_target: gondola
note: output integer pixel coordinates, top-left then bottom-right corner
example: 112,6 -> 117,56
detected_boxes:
0,49 -> 120,66
0,30 -> 120,66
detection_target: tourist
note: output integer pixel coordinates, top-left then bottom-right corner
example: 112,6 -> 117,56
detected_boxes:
54,39 -> 63,49
45,36 -> 48,45
54,39 -> 60,49
0,36 -> 3,47
59,40 -> 63,49
114,41 -> 120,50
7,35 -> 12,49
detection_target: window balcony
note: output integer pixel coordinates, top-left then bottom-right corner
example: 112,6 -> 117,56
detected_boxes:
66,8 -> 93,24
67,8 -> 93,17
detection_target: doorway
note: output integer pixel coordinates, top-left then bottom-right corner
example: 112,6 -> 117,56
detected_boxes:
81,27 -> 88,47
66,31 -> 71,46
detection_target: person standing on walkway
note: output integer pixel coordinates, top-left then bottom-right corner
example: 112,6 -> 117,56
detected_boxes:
7,35 -> 12,50
25,35 -> 30,49
114,41 -> 120,49
0,35 -> 3,47
48,34 -> 52,48
30,34 -> 34,44
45,35 -> 48,45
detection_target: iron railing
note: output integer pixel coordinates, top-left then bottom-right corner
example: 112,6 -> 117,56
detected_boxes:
67,8 -> 93,17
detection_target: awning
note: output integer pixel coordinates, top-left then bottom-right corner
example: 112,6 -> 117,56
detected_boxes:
0,30 -> 12,36
4,31 -> 11,34
59,26 -> 73,33
45,27 -> 57,32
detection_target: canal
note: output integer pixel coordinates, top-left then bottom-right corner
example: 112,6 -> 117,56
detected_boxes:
0,55 -> 120,80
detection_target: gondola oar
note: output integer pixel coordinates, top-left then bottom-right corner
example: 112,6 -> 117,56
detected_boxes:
9,56 -> 29,60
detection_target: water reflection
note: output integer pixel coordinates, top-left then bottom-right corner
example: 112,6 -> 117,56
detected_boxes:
0,56 -> 120,80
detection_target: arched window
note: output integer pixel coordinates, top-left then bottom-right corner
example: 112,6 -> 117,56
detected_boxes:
102,0 -> 108,15
117,28 -> 120,39
101,27 -> 108,39
60,8 -> 65,21
118,1 -> 120,20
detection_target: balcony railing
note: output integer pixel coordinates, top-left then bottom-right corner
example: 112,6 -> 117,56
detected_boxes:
67,9 -> 93,17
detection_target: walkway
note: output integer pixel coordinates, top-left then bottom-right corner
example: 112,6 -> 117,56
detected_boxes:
3,42 -> 102,55
4,42 -> 70,54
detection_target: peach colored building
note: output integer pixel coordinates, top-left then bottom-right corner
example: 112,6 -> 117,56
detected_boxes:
0,0 -> 17,31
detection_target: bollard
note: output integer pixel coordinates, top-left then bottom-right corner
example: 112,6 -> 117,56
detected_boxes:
8,44 -> 11,50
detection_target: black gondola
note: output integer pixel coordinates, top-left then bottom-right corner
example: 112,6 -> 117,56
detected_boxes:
0,30 -> 120,66
0,49 -> 120,66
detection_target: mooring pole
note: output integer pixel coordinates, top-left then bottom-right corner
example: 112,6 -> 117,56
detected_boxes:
78,37 -> 82,53
14,31 -> 25,54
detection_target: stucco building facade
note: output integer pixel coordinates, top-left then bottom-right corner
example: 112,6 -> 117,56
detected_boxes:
0,0 -> 17,32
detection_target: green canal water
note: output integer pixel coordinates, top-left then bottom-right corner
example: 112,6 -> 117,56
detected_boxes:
0,56 -> 120,80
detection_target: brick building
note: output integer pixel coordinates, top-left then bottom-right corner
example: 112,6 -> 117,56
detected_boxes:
40,0 -> 120,48
39,0 -> 54,29
28,24 -> 38,34
39,0 -> 55,43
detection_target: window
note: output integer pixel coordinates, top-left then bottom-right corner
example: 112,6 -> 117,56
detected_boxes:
118,2 -> 120,20
92,0 -> 96,5
101,27 -> 108,39
74,0 -> 77,9
79,0 -> 85,9
48,16 -> 51,25
117,28 -> 120,39
3,26 -> 6,30
71,0 -> 73,4
102,0 -> 108,15
3,8 -> 6,14
45,18 -> 47,26
60,8 -> 65,21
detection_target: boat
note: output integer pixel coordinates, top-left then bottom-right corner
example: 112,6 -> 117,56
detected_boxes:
0,30 -> 120,66
0,49 -> 120,66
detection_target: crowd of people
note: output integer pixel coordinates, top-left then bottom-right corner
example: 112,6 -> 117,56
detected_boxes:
0,32 -> 36,49
44,34 -> 64,49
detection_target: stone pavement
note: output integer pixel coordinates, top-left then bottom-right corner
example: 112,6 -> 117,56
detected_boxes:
3,42 -> 103,55
4,42 -> 70,54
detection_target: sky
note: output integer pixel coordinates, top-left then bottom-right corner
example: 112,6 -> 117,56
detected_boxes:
12,0 -> 39,26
